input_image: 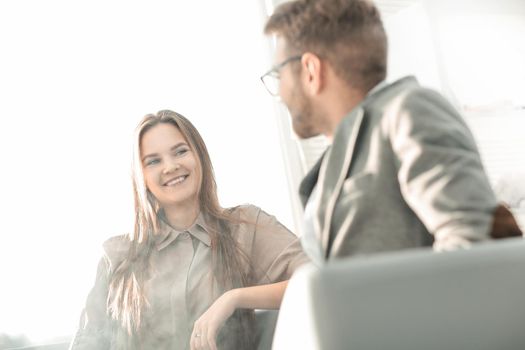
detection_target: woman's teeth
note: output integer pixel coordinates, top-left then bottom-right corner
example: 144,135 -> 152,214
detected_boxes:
165,175 -> 187,186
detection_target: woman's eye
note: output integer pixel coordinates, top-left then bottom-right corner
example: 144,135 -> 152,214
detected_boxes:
145,158 -> 160,166
175,148 -> 188,156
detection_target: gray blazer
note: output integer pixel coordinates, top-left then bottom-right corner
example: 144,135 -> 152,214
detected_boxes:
300,76 -> 497,262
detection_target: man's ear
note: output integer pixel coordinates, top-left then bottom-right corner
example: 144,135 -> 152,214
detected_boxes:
301,52 -> 323,96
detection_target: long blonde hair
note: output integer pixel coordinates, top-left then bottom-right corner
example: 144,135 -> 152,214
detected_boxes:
107,110 -> 254,346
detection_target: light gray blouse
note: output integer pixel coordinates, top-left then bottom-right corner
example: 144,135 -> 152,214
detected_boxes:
70,204 -> 309,350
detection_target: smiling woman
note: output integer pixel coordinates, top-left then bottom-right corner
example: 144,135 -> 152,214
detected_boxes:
69,111 -> 309,350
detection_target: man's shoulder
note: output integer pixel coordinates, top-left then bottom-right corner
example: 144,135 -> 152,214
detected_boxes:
364,76 -> 453,122
365,76 -> 421,105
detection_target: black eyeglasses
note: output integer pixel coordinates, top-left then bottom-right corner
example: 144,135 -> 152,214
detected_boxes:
260,55 -> 302,96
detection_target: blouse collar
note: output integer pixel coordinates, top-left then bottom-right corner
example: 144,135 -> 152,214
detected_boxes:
155,211 -> 211,250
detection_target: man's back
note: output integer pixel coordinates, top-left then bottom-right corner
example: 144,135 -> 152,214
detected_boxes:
300,76 -> 497,260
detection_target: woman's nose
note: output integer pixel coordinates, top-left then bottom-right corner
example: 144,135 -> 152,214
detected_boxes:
162,160 -> 180,174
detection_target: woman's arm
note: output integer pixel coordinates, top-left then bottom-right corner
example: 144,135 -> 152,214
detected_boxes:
229,279 -> 288,309
190,205 -> 308,349
69,257 -> 112,350
190,280 -> 289,350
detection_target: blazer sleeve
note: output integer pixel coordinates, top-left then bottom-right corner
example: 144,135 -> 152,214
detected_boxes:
69,250 -> 114,349
389,87 -> 498,250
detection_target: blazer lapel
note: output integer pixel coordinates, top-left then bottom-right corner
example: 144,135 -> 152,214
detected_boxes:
299,152 -> 325,208
315,107 -> 365,257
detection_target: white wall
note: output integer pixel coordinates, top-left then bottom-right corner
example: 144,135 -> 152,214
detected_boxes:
0,0 -> 291,342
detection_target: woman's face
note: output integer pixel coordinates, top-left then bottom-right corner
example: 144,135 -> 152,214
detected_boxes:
140,123 -> 201,210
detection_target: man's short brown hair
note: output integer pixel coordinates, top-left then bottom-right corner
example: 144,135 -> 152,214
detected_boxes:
265,0 -> 387,92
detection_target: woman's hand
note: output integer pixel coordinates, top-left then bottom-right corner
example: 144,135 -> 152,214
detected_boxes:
189,280 -> 288,349
190,289 -> 238,350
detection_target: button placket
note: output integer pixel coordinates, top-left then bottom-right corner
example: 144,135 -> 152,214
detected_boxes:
168,229 -> 195,349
